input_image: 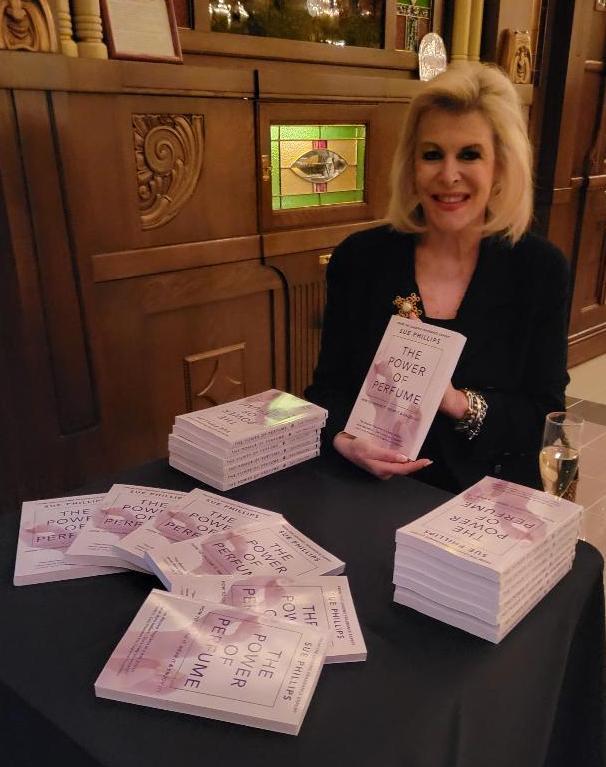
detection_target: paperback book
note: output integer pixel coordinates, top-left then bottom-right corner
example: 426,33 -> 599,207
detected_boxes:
344,316 -> 466,459
174,389 -> 327,452
95,589 -> 328,735
115,488 -> 283,571
14,494 -> 125,586
170,574 -> 366,663
146,519 -> 346,589
395,476 -> 582,583
66,484 -> 187,570
169,448 -> 320,492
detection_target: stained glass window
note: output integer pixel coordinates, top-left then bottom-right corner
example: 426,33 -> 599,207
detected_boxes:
270,124 -> 366,211
395,0 -> 431,52
209,1 -> 384,49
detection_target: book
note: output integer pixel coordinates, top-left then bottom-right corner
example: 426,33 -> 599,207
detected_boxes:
344,316 -> 466,459
146,519 -> 346,589
394,476 -> 582,584
65,485 -> 187,570
174,389 -> 327,452
115,488 -> 283,571
95,589 -> 328,735
169,447 -> 320,492
170,575 -> 366,664
393,554 -> 574,643
13,494 -> 125,586
168,432 -> 321,477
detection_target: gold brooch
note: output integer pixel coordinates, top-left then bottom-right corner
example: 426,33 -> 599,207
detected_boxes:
394,293 -> 423,319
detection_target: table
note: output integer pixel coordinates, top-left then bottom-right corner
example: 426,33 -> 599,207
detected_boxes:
1,454 -> 604,767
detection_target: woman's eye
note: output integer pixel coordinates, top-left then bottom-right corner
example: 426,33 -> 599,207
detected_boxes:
459,148 -> 482,161
421,150 -> 442,161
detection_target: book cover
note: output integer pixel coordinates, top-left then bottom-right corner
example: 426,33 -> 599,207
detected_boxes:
147,519 -> 346,589
174,389 -> 327,450
13,494 -> 125,586
115,488 -> 283,571
65,485 -> 186,569
171,575 -> 366,664
169,447 -> 320,492
395,476 -> 582,582
95,589 -> 328,735
344,317 -> 466,459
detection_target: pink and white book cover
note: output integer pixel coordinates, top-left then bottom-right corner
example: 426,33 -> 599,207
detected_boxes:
147,519 -> 346,590
65,484 -> 186,570
115,488 -> 283,571
395,476 -> 582,581
13,494 -> 125,586
344,317 -> 466,459
171,575 -> 366,663
94,589 -> 328,735
174,389 -> 327,450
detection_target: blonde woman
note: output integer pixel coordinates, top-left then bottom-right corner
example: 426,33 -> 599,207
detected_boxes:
306,63 -> 569,492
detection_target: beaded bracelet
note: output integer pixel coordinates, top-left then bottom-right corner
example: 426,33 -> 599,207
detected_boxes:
454,388 -> 488,440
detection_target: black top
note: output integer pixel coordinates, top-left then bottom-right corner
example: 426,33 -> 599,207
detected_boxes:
305,225 -> 571,492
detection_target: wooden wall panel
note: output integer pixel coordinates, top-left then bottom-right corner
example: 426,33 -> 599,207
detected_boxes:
92,261 -> 286,467
51,92 -> 257,257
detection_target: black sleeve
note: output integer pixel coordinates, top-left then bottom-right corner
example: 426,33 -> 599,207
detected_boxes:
304,239 -> 359,446
469,243 -> 570,460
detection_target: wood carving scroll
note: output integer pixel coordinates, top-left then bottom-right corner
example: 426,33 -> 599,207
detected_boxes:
499,30 -> 532,85
133,114 -> 204,230
0,0 -> 58,51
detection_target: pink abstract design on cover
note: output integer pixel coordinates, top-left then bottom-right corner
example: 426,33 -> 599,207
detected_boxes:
153,509 -> 207,542
458,480 -> 548,544
102,599 -> 301,705
363,356 -> 426,451
22,520 -> 81,550
242,390 -> 310,426
92,506 -> 143,537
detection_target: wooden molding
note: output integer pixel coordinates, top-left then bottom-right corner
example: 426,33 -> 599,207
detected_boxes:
0,0 -> 58,51
184,343 -> 246,411
133,113 -> 204,230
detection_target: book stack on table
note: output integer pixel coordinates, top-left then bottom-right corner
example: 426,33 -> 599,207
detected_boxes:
393,477 -> 582,643
168,389 -> 327,491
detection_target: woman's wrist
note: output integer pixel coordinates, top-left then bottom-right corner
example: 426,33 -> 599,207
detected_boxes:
454,389 -> 488,440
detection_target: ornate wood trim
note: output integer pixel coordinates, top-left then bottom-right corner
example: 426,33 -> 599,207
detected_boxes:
183,343 -> 246,411
0,0 -> 58,51
133,113 -> 204,230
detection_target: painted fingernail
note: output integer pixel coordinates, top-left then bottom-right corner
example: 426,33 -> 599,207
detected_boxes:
397,453 -> 409,462
423,459 -> 433,467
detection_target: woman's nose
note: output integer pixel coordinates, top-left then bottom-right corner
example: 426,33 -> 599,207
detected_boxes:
438,157 -> 462,186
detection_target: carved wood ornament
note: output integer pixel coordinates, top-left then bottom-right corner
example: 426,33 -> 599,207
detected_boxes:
0,0 -> 58,51
133,114 -> 204,230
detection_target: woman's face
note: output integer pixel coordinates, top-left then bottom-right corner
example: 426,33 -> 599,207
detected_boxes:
414,108 -> 497,237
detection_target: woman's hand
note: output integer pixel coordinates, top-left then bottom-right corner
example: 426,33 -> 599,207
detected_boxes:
439,383 -> 468,420
333,432 -> 432,480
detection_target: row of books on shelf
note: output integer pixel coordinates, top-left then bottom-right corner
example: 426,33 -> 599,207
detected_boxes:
168,389 -> 327,491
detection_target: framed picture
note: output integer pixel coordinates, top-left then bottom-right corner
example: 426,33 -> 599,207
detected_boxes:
100,0 -> 183,63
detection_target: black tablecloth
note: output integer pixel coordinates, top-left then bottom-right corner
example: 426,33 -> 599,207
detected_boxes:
1,454 -> 604,767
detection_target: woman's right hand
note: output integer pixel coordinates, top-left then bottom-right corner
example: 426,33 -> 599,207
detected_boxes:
333,432 -> 432,480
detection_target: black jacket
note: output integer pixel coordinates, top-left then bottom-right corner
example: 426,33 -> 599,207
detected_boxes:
305,225 -> 570,492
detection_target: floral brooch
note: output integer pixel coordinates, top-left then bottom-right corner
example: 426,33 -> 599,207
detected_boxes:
393,293 -> 423,319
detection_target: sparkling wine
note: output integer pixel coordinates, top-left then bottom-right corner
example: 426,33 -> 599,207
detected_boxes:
539,445 -> 579,497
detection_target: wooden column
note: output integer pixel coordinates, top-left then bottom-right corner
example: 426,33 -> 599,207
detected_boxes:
451,0 -> 473,62
51,0 -> 78,57
468,0 -> 484,62
72,0 -> 107,59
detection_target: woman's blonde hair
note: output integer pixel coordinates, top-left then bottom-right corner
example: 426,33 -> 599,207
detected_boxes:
387,62 -> 532,243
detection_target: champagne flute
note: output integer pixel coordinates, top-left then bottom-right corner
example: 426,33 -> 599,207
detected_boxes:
539,411 -> 584,498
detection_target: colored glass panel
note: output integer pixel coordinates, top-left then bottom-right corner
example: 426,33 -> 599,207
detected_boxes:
271,123 -> 366,211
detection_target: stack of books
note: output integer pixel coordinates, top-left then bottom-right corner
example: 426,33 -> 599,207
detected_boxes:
168,389 -> 327,491
393,476 -> 582,643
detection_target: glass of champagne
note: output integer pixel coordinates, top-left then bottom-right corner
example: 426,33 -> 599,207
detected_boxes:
539,411 -> 583,497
